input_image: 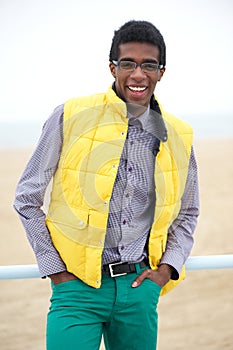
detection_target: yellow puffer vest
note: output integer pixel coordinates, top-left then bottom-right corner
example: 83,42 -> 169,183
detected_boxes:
46,87 -> 193,295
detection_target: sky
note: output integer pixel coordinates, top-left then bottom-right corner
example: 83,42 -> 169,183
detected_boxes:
0,0 -> 233,124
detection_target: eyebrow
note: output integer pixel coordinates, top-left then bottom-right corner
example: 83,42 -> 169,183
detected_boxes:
119,57 -> 159,64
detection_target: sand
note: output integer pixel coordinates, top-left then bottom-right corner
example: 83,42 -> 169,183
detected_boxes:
0,138 -> 233,350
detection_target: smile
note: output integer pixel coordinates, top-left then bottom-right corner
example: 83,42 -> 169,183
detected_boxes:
128,86 -> 147,92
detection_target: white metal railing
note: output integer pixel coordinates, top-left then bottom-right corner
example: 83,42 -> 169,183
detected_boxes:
0,255 -> 233,280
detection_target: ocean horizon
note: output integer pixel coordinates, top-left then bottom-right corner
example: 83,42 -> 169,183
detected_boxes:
0,113 -> 232,149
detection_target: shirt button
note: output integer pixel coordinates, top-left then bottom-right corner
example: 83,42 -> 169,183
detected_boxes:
121,132 -> 125,136
130,141 -> 134,145
128,167 -> 133,172
121,246 -> 125,250
125,193 -> 129,198
122,219 -> 126,225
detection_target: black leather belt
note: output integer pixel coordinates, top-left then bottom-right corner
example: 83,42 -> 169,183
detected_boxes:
102,260 -> 148,278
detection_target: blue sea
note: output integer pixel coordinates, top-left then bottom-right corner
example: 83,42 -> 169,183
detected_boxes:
0,114 -> 232,149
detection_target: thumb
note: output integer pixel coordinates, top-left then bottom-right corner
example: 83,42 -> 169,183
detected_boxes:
131,269 -> 150,288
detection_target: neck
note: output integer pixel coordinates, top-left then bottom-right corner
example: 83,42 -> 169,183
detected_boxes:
126,103 -> 149,118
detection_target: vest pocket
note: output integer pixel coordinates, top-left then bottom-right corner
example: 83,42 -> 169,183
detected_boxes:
46,203 -> 89,244
47,203 -> 88,228
46,203 -> 107,247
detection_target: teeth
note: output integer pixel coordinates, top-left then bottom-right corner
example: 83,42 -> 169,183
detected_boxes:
129,86 -> 146,92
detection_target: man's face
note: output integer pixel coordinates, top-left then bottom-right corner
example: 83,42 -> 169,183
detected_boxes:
109,42 -> 165,108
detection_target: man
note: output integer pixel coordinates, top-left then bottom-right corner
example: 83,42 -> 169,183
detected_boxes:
14,20 -> 199,350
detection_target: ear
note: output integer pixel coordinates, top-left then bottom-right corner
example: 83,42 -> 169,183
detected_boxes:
109,62 -> 116,78
158,67 -> 166,81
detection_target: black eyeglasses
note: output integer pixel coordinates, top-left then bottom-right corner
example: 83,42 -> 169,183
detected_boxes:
112,60 -> 164,73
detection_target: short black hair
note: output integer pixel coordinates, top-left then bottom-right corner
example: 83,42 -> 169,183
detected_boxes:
109,20 -> 166,66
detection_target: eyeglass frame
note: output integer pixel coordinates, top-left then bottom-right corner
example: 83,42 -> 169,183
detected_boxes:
112,59 -> 164,73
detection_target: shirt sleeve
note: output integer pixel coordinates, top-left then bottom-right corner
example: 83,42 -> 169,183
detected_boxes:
160,146 -> 200,279
13,104 -> 67,277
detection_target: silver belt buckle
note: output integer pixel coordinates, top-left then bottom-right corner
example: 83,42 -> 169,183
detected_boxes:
109,262 -> 127,277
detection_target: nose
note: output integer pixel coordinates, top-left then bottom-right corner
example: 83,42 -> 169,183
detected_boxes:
130,66 -> 146,80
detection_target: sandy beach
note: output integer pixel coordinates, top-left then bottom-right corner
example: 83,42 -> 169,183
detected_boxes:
0,138 -> 233,350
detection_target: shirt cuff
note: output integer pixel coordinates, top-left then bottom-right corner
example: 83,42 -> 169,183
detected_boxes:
160,251 -> 185,280
36,250 -> 67,278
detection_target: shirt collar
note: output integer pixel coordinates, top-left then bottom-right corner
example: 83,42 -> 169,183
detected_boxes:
127,105 -> 167,142
127,106 -> 150,129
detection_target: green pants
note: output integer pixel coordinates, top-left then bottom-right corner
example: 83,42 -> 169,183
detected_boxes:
47,264 -> 161,350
